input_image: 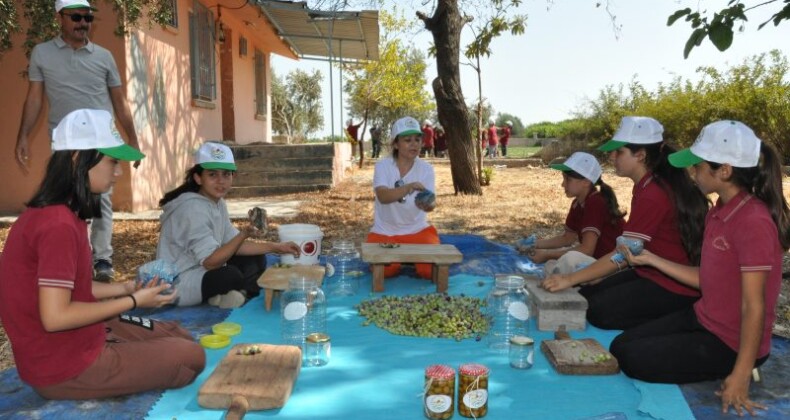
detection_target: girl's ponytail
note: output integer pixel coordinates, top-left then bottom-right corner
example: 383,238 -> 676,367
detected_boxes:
747,143 -> 790,250
596,178 -> 627,223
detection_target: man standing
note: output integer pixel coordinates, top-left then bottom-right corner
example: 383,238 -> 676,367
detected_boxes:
486,118 -> 498,158
369,124 -> 382,158
14,0 -> 140,282
421,119 -> 435,157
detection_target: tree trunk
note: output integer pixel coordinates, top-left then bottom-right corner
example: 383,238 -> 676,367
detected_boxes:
418,0 -> 481,195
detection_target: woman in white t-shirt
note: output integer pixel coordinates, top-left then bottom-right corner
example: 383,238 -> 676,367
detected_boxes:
366,116 -> 439,279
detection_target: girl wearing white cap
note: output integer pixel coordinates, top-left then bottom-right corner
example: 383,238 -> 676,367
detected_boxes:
157,142 -> 300,308
367,116 -> 439,279
542,116 -> 709,331
524,152 -> 625,274
610,121 -> 789,415
0,109 -> 205,399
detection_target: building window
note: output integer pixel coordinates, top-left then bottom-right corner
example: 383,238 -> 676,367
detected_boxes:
254,49 -> 266,117
165,0 -> 178,28
189,1 -> 215,102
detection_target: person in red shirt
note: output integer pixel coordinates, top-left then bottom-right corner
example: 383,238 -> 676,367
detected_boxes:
542,116 -> 709,331
421,119 -> 435,157
485,118 -> 498,158
610,120 -> 789,416
434,125 -> 447,158
500,120 -> 513,157
0,109 -> 205,400
524,152 -> 625,274
346,118 -> 362,146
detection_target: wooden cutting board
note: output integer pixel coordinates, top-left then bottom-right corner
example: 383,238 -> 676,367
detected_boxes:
256,265 -> 325,290
540,328 -> 620,375
198,343 -> 302,417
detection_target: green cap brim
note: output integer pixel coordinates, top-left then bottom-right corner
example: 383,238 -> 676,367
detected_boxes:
200,162 -> 237,171
62,5 -> 98,11
597,139 -> 628,152
549,163 -> 572,172
99,144 -> 144,161
668,148 -> 703,168
396,129 -> 422,138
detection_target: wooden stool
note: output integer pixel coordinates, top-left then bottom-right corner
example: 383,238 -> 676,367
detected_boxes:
256,265 -> 325,311
360,243 -> 463,293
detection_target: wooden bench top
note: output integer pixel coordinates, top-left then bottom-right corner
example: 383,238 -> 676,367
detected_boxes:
361,243 -> 463,264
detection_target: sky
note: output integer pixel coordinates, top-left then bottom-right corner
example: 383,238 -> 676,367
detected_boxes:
271,0 -> 790,139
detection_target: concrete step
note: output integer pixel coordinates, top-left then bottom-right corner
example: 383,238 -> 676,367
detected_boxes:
234,169 -> 333,187
231,143 -> 335,159
228,184 -> 332,198
235,156 -> 335,172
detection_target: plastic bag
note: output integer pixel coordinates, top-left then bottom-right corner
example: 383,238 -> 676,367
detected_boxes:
414,190 -> 436,210
515,234 -> 537,253
137,259 -> 179,294
610,236 -> 644,265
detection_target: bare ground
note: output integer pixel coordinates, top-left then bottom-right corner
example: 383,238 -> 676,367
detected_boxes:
1,162 -> 788,371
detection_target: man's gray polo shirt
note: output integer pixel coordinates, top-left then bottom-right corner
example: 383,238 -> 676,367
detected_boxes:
28,36 -> 121,131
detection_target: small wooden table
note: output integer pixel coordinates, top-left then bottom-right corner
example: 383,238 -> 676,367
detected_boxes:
256,265 -> 325,311
360,243 -> 463,293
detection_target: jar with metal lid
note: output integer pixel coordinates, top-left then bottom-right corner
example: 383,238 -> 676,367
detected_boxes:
486,275 -> 530,352
509,335 -> 534,369
424,364 -> 455,419
324,239 -> 362,296
458,363 -> 489,418
304,332 -> 331,367
281,277 -> 326,350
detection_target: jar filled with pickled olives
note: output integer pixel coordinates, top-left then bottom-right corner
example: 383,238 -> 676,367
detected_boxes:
458,363 -> 489,418
424,364 -> 455,419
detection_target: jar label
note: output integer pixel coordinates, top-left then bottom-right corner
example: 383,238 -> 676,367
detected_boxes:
425,395 -> 452,413
283,302 -> 308,320
462,389 -> 488,409
508,301 -> 529,321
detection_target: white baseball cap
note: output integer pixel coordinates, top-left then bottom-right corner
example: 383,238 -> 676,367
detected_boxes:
488,117 -> 496,125
55,0 -> 96,13
52,109 -> 144,161
505,120 -> 513,126
195,142 -> 237,170
598,116 -> 664,152
423,119 -> 432,126
550,151 -> 602,184
669,120 -> 761,168
390,117 -> 422,141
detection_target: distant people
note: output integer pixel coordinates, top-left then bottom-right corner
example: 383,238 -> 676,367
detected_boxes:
434,125 -> 447,158
370,124 -> 383,158
485,118 -> 498,158
421,119 -> 435,157
542,116 -> 709,331
0,108 -> 205,400
346,118 -> 363,146
523,152 -> 625,275
15,0 -> 141,282
500,120 -> 513,157
611,120 -> 789,415
367,117 -> 439,279
156,142 -> 300,308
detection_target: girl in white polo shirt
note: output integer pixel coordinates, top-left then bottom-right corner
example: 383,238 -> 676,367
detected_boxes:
367,116 -> 438,279
610,120 -> 789,416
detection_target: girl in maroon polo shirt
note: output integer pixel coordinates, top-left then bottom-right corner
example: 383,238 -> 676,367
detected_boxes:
0,109 -> 205,400
542,116 -> 709,330
523,152 -> 625,274
610,120 -> 788,415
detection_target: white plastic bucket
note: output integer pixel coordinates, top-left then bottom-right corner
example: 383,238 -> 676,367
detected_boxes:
278,224 -> 324,265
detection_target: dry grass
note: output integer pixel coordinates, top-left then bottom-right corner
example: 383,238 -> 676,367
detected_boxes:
0,162 -> 788,372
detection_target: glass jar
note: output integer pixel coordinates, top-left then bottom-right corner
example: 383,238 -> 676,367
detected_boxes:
509,335 -> 534,369
424,364 -> 455,420
304,332 -> 331,367
280,277 -> 326,351
486,275 -> 530,352
324,239 -> 362,296
458,363 -> 489,418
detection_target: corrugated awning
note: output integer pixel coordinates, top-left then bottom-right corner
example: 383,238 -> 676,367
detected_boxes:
256,0 -> 379,62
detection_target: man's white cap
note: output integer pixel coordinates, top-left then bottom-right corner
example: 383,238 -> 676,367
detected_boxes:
55,0 -> 96,13
488,117 -> 496,125
669,120 -> 761,168
550,151 -> 602,184
505,120 -> 513,126
195,142 -> 237,170
423,119 -> 432,126
598,116 -> 664,151
390,116 -> 422,141
52,109 -> 144,161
